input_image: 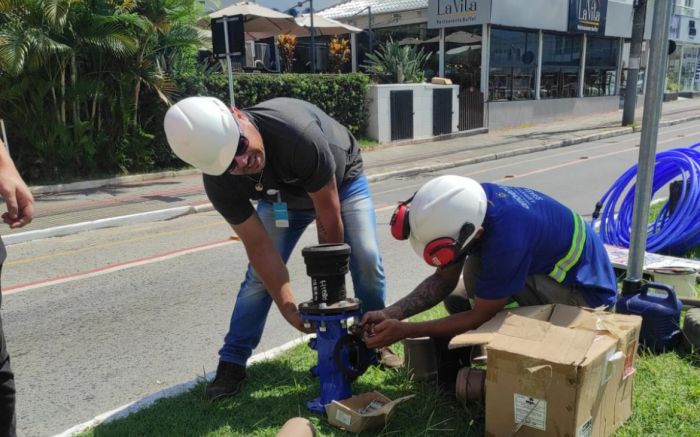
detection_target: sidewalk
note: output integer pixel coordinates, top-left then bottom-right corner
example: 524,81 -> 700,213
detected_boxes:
8,98 -> 700,245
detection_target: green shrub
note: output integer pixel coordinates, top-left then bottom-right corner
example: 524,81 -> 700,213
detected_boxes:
172,72 -> 370,136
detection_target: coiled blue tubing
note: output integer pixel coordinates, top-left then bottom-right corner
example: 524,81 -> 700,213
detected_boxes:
594,143 -> 700,255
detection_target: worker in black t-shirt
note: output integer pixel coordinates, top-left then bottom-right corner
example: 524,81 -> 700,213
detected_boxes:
164,96 -> 401,401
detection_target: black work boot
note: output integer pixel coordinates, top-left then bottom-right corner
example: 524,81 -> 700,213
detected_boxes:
204,361 -> 247,401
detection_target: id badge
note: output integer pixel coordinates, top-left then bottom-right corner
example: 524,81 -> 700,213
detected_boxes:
273,202 -> 289,228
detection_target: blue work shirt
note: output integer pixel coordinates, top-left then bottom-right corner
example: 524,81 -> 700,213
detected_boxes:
473,183 -> 617,308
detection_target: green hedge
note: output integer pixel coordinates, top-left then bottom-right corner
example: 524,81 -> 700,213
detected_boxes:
173,72 -> 370,136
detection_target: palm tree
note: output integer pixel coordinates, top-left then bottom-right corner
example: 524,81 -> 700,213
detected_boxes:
0,0 -> 204,180
126,0 -> 203,130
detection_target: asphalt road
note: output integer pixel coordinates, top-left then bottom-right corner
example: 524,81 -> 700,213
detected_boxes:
5,120 -> 700,436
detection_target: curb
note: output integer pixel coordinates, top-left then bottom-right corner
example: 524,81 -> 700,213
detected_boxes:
27,113 -> 700,196
54,334 -> 313,437
5,204 -> 215,245
30,169 -> 202,195
367,126 -> 635,183
10,113 -> 700,246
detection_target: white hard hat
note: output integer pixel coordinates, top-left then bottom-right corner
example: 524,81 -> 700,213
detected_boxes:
408,175 -> 488,259
163,96 -> 240,175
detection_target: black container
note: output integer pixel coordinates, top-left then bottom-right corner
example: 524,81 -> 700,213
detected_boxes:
301,243 -> 351,306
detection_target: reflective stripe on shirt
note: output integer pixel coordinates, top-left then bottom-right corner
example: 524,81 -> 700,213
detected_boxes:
548,211 -> 586,283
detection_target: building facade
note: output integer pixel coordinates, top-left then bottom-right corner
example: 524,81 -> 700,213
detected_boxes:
668,0 -> 700,98
322,0 -> 658,129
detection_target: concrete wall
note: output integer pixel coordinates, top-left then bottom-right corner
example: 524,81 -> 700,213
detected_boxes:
488,96 -> 620,129
367,83 -> 460,143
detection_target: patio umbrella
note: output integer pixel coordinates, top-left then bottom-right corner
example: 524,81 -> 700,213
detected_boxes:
423,31 -> 482,45
293,13 -> 362,36
398,37 -> 423,45
209,1 -> 300,34
446,45 -> 481,56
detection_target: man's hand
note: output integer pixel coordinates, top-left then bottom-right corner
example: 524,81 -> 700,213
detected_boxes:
281,305 -> 314,334
360,309 -> 390,337
363,319 -> 410,349
0,150 -> 34,229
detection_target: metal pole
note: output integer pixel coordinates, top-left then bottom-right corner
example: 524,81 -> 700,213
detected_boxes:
623,0 -> 673,295
438,27 -> 445,78
351,32 -> 357,72
368,6 -> 372,54
222,17 -> 236,107
622,0 -> 647,126
310,0 -> 315,73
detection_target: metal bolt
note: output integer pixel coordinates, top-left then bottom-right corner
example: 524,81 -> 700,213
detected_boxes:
319,322 -> 327,332
304,322 -> 311,329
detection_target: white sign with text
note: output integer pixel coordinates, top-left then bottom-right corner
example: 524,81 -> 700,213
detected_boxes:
428,0 -> 492,29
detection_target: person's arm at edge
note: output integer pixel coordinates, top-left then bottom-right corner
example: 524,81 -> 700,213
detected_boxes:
307,177 -> 343,244
231,213 -> 312,333
0,139 -> 34,228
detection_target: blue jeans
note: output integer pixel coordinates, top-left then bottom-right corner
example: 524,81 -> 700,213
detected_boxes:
219,175 -> 386,366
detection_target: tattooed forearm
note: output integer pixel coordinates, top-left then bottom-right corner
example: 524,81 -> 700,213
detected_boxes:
385,272 -> 458,320
317,220 -> 328,243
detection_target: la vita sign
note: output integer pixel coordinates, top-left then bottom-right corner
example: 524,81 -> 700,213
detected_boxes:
427,0 -> 492,29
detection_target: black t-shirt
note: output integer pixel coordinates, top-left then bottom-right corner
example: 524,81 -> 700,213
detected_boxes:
203,98 -> 364,225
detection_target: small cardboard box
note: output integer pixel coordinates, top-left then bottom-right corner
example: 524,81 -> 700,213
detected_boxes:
449,305 -> 641,437
431,77 -> 453,85
325,391 -> 414,433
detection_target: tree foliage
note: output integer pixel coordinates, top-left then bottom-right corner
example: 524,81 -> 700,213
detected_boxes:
0,0 -> 204,182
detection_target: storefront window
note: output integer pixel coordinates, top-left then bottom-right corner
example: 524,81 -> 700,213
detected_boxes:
361,24 -> 440,81
666,46 -> 682,93
680,45 -> 699,93
540,33 -> 582,99
489,27 -> 538,101
444,26 -> 482,90
584,36 -> 619,97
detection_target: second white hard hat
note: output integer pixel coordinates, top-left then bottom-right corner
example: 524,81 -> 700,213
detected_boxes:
408,175 -> 488,259
163,96 -> 240,176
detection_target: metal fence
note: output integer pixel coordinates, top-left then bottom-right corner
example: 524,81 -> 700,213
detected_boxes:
458,88 -> 484,131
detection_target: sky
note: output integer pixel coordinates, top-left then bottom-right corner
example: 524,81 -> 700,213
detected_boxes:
257,0 -> 341,12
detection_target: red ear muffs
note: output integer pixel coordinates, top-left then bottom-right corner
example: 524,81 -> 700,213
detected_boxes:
390,203 -> 410,240
423,237 -> 459,267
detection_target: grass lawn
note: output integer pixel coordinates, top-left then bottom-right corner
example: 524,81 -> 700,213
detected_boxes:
357,137 -> 380,151
78,305 -> 700,437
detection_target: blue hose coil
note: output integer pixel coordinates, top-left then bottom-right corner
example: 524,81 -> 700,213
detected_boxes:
595,143 -> 700,255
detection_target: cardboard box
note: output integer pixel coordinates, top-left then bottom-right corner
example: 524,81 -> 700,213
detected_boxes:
431,77 -> 453,85
449,305 -> 641,437
325,391 -> 414,433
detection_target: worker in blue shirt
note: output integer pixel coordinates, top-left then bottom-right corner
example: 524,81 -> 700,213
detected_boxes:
361,175 -> 617,349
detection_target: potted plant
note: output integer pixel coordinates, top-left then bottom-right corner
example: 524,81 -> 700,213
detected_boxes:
328,36 -> 351,73
276,34 -> 297,73
664,79 -> 680,101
